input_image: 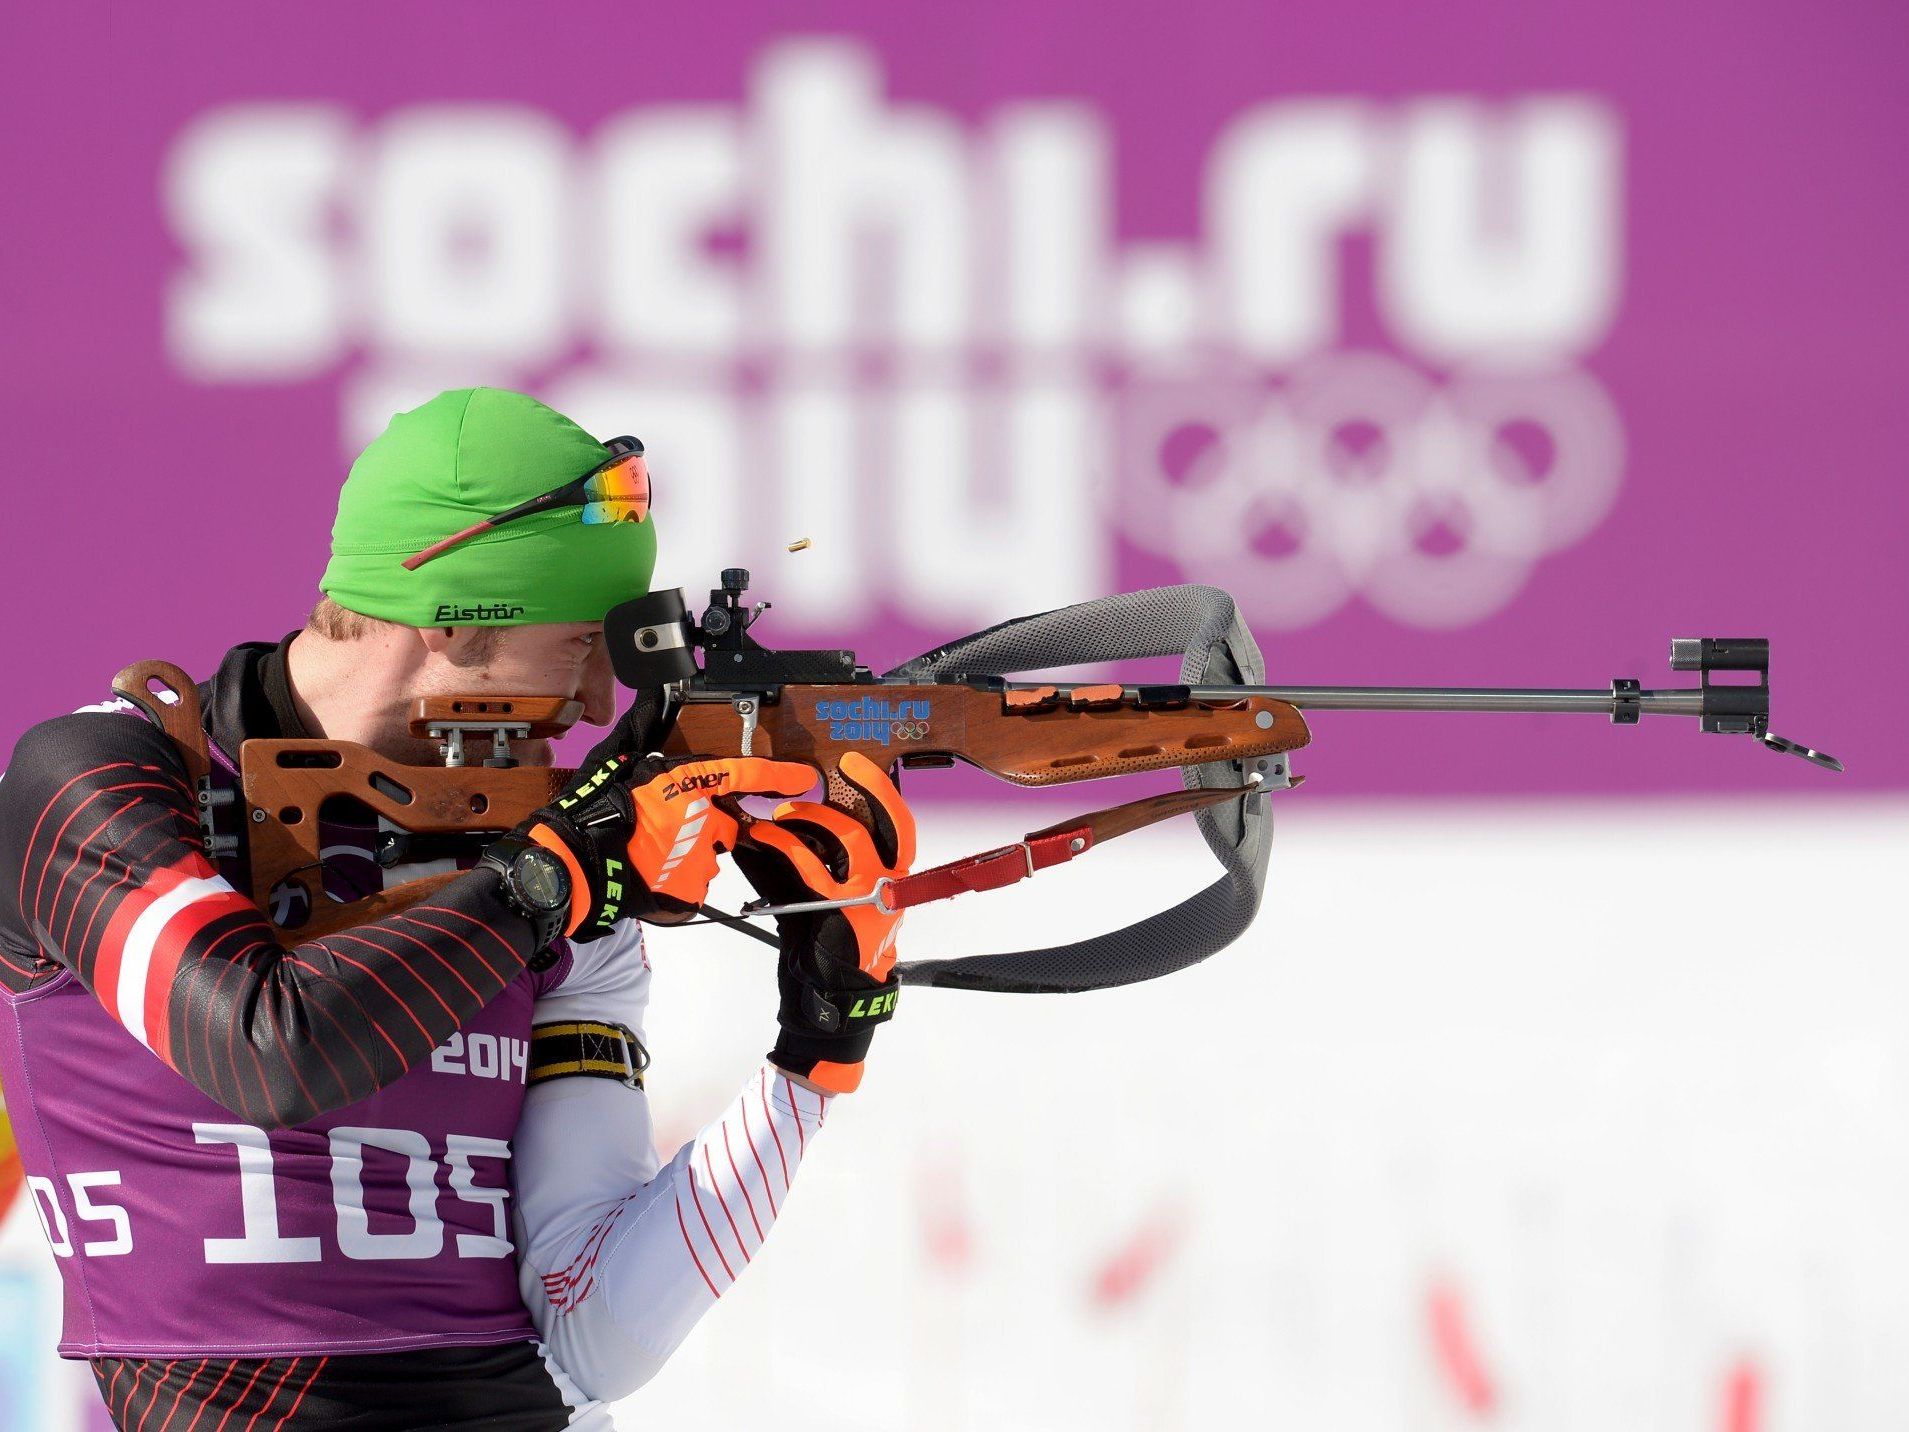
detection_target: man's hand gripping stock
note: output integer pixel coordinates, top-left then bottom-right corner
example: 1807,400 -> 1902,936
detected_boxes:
731,751 -> 917,1096
508,750 -> 819,942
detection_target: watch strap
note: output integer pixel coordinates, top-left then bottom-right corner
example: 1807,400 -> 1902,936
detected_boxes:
479,833 -> 568,962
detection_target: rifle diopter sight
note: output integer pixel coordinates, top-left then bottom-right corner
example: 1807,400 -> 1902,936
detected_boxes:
608,567 -> 866,692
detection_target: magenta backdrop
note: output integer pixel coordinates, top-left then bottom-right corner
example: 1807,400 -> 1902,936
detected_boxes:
0,1 -> 1902,798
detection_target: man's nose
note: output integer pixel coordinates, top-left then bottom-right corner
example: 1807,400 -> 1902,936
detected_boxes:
579,638 -> 616,725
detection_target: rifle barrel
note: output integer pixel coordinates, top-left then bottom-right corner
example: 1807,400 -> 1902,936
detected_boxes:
1187,685 -> 1707,718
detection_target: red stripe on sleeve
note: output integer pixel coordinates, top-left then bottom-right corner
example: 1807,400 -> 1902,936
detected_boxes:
267,1357 -> 328,1432
136,1360 -> 173,1432
239,1356 -> 302,1432
154,1357 -> 207,1432
330,931 -> 461,1023
208,1358 -> 268,1432
675,1191 -> 723,1298
143,890 -> 263,1067
702,1142 -> 752,1265
740,1094 -> 780,1215
759,1069 -> 790,1192
723,1121 -> 767,1242
783,1076 -> 808,1152
280,957 -> 411,1065
91,877 -> 165,1023
59,809 -> 179,953
183,1359 -> 239,1432
86,855 -> 209,1026
687,1163 -> 736,1282
18,761 -> 140,909
298,943 -> 438,1045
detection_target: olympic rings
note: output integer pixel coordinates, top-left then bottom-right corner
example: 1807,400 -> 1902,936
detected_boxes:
1118,352 -> 1624,630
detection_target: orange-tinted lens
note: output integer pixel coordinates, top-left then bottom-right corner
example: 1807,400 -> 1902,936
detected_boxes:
581,451 -> 650,525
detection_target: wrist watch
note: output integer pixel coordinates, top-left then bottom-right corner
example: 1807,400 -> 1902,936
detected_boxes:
480,832 -> 572,962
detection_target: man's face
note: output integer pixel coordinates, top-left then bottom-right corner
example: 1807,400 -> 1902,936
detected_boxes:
425,621 -> 617,764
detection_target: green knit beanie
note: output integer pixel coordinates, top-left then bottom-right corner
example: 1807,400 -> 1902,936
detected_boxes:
321,388 -> 657,626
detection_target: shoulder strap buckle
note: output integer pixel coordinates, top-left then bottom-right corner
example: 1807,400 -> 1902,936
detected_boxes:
528,1019 -> 649,1090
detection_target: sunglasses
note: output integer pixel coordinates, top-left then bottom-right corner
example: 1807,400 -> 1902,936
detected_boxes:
402,436 -> 651,571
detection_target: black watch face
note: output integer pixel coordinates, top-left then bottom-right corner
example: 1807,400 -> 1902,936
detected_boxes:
513,847 -> 571,913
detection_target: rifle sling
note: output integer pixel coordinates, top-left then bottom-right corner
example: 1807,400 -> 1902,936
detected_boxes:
885,585 -> 1278,994
885,783 -> 1252,912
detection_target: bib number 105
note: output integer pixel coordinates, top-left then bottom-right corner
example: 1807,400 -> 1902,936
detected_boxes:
27,1123 -> 513,1265
195,1123 -> 513,1264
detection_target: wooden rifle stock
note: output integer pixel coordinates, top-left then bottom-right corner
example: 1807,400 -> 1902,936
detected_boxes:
116,661 -> 1308,939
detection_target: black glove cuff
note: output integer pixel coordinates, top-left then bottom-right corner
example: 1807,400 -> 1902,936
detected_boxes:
771,973 -> 899,1073
779,973 -> 900,1037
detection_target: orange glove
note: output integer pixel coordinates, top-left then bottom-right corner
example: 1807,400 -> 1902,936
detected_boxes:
524,753 -> 818,940
732,751 -> 917,1093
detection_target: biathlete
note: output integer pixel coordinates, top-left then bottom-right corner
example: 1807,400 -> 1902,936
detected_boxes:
0,388 -> 912,1428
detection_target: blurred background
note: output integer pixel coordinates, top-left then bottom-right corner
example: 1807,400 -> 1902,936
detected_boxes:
1,1 -> 1904,1427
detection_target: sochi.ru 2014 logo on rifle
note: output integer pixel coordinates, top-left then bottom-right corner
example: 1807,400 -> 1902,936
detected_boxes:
815,697 -> 931,746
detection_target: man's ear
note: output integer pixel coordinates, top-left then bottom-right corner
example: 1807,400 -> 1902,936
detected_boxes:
417,626 -> 456,656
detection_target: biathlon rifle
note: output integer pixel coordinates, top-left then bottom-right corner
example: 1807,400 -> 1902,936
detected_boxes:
114,571 -> 1839,996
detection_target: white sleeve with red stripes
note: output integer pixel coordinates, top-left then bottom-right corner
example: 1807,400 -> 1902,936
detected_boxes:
511,1062 -> 832,1402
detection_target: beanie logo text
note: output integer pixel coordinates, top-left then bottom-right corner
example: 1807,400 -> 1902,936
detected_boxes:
434,602 -> 527,622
